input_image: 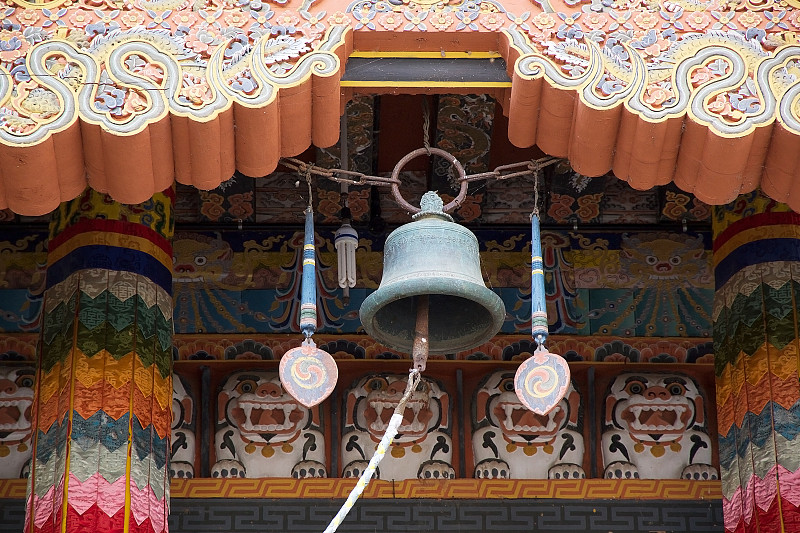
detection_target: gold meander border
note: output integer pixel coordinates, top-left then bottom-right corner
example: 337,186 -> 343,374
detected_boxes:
0,479 -> 722,500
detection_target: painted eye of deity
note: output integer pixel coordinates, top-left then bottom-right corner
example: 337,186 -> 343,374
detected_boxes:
15,375 -> 34,388
625,381 -> 645,395
237,380 -> 258,394
194,256 -> 207,266
669,256 -> 681,265
367,378 -> 388,392
645,256 -> 658,265
667,383 -> 686,396
499,378 -> 515,392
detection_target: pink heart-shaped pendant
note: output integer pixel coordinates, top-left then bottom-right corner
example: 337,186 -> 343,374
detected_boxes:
279,342 -> 338,408
514,351 -> 571,416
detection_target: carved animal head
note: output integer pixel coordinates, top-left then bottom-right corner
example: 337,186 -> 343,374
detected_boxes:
621,233 -> 706,283
474,370 -> 581,445
0,366 -> 34,443
218,371 -> 319,444
604,372 -> 706,441
172,375 -> 193,432
345,374 -> 450,444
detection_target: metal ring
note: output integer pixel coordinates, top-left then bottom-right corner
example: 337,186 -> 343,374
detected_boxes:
389,147 -> 468,214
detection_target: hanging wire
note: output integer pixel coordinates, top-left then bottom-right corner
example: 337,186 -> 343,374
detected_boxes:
322,369 -> 422,533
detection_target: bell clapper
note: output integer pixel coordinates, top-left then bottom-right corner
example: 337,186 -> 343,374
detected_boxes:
412,294 -> 430,373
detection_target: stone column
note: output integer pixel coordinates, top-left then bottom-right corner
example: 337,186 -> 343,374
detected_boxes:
26,188 -> 174,533
714,192 -> 800,533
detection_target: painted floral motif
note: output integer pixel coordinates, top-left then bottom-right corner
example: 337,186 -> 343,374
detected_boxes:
403,9 -> 429,31
179,74 -> 214,106
480,12 -> 505,30
644,82 -> 674,108
737,11 -> 761,28
67,10 -> 92,28
16,9 -> 39,26
634,11 -> 659,29
184,25 -> 222,56
585,12 -> 609,30
430,12 -> 454,30
685,11 -> 711,29
506,11 -> 530,31
120,11 -> 146,28
125,55 -> 164,84
532,12 -> 557,30
378,11 -> 403,30
0,30 -> 28,62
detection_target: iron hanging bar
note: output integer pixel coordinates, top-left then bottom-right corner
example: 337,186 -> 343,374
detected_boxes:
278,155 -> 562,205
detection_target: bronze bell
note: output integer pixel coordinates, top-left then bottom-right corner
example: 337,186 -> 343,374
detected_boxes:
360,192 -> 505,355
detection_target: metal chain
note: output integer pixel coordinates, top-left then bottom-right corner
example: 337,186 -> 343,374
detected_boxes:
422,98 -> 432,155
280,155 -> 560,191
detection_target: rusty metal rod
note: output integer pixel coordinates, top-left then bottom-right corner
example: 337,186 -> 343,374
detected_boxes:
411,295 -> 429,373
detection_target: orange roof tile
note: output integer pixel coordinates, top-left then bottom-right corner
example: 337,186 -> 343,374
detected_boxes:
0,0 -> 798,214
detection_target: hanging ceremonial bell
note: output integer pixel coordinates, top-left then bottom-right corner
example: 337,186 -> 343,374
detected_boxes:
360,189 -> 505,355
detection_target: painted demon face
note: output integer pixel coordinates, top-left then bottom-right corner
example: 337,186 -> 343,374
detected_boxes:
172,234 -> 233,284
218,371 -> 310,444
475,371 -> 579,445
0,366 -> 34,442
346,374 -> 449,444
605,372 -> 704,441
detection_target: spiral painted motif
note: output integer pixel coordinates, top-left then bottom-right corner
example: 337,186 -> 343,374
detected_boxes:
514,351 -> 570,415
279,345 -> 338,408
289,355 -> 328,390
523,364 -> 559,399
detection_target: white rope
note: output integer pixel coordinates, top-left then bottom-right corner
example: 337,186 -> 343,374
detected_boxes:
322,369 -> 422,533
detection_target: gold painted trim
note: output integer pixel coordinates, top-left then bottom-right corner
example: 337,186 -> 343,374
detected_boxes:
0,478 -> 724,501
168,479 -> 722,500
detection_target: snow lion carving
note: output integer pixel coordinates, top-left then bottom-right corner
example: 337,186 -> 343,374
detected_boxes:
341,373 -> 454,480
170,375 -> 196,479
0,365 -> 34,479
472,370 -> 585,479
602,371 -> 717,480
212,370 -> 326,478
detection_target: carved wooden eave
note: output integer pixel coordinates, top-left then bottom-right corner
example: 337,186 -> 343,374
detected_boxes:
0,0 -> 799,215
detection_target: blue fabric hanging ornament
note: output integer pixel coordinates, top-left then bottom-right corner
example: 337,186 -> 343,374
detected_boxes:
514,200 -> 571,416
280,205 -> 339,408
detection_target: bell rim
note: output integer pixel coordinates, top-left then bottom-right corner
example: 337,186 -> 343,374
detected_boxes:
359,277 -> 506,356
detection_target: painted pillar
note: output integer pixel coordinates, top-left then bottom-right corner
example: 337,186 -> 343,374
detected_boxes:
714,192 -> 800,533
25,188 -> 175,533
